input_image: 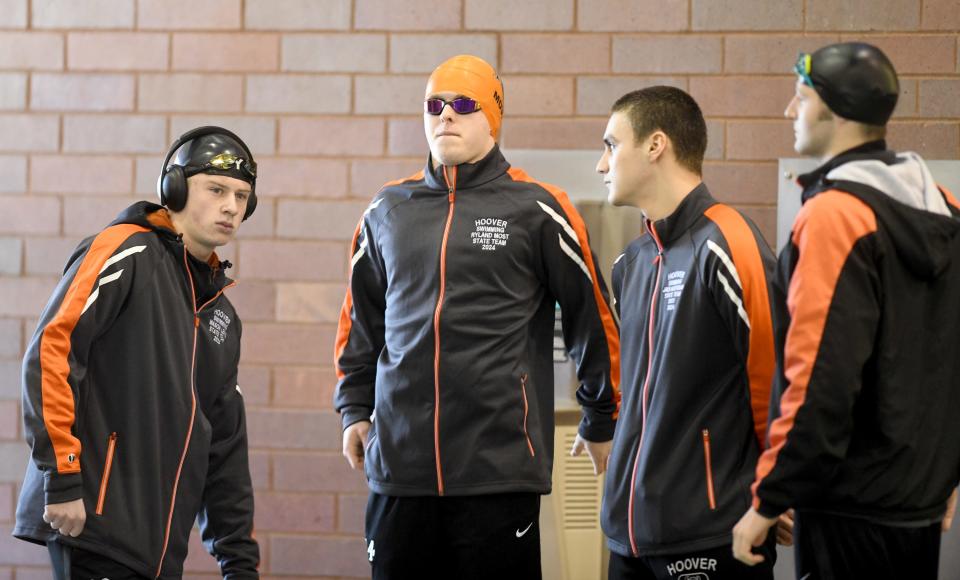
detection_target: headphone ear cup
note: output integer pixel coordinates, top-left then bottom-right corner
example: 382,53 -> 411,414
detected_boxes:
161,166 -> 188,212
242,190 -> 257,221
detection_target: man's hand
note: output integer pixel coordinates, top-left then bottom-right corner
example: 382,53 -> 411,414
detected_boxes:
943,488 -> 958,532
776,509 -> 794,546
342,420 -> 371,470
570,434 -> 612,476
43,499 -> 86,537
732,507 -> 777,566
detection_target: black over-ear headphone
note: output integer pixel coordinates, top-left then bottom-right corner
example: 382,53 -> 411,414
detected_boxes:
157,126 -> 258,220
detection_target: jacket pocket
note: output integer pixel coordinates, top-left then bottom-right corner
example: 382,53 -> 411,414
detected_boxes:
520,374 -> 535,457
701,429 -> 716,511
95,432 -> 118,516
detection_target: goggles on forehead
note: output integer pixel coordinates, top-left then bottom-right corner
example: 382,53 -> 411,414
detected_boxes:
424,96 -> 482,116
196,152 -> 257,179
794,53 -> 814,88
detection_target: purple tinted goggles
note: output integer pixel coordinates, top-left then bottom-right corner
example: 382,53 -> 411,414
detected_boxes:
424,96 -> 482,115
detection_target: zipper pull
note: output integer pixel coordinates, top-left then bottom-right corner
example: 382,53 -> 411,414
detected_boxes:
194,316 -> 200,328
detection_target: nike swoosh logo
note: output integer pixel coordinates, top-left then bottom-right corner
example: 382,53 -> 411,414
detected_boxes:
516,522 -> 534,538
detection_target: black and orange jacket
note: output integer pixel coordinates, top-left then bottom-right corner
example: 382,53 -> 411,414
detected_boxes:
15,202 -> 259,579
333,145 -> 620,497
601,184 -> 776,557
753,142 -> 960,525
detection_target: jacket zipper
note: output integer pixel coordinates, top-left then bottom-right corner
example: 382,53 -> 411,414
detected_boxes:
95,432 -> 118,516
156,247 -> 233,577
432,165 -> 457,496
702,429 -> 717,511
628,219 -> 664,556
520,374 -> 535,457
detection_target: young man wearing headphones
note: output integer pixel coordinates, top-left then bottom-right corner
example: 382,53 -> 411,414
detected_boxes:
14,127 -> 260,579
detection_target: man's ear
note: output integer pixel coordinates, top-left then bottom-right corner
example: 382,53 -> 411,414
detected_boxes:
648,131 -> 668,162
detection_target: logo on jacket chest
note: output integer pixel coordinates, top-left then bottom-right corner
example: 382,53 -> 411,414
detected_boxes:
470,217 -> 510,251
662,270 -> 686,312
209,309 -> 232,344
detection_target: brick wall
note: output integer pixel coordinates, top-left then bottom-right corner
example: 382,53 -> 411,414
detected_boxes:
0,1 -> 956,578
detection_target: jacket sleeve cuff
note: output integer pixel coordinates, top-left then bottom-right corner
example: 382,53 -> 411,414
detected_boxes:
755,498 -> 787,519
578,412 -> 616,443
43,471 -> 83,505
341,406 -> 374,430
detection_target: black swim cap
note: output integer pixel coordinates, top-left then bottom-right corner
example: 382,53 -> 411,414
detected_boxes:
172,132 -> 256,185
795,42 -> 899,126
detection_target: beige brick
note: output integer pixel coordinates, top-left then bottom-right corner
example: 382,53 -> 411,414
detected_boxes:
613,35 -> 722,74
239,240 -> 347,281
502,34 -> 610,74
282,34 -> 385,73
0,360 -> 21,397
276,281 -> 347,323
138,74 -> 243,113
355,76 -> 425,114
256,157 -> 349,198
137,0 -> 240,30
68,32 -> 167,71
736,205 -> 775,247
63,115 -> 166,154
350,158 -> 424,196
226,280 -> 275,322
273,453 -> 368,492
32,155 -> 132,194
0,318 -> 22,359
387,117 -> 428,157
577,0 -> 687,32
702,162 -> 777,205
182,531 -> 221,574
724,35 -> 839,74
0,238 -> 21,275
0,74 -> 24,110
31,73 -> 134,112
33,0 -> 133,29
466,0 -> 573,31
269,536 -> 367,577
922,0 -> 960,30
242,324 -> 338,365
501,118 -> 607,150
841,35 -> 957,74
705,119 -> 724,160
576,76 -> 687,115
690,77 -> 794,117
355,0 -> 460,31
337,493 -> 367,534
692,0 -> 802,30
726,120 -> 795,161
0,197 -> 58,235
390,34 -> 497,73
172,33 -> 278,72
0,0 -> 27,28
503,76 -> 574,116
0,32 -> 62,69
273,366 -> 336,409
234,198 -> 274,239
806,0 -> 920,31
0,402 -> 15,439
277,200 -> 368,241
0,114 -> 57,152
0,155 -> 25,192
244,406 -> 340,450
887,122 -> 960,159
246,74 -> 350,114
255,492 -> 334,532
919,80 -> 960,118
135,155 -> 164,196
234,365 -> 270,406
168,116 -> 276,156
279,117 -> 385,156
245,0 -> 350,30
248,451 -> 269,489
62,196 -> 136,236
24,236 -> 80,275
892,79 -> 918,119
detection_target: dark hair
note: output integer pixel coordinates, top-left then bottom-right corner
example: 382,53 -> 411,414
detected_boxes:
612,86 -> 707,175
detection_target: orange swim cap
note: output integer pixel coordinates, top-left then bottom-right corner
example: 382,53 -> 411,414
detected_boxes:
425,55 -> 504,140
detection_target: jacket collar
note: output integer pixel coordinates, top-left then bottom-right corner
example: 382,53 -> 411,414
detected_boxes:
797,140 -> 895,203
645,182 -> 717,246
423,145 -> 511,192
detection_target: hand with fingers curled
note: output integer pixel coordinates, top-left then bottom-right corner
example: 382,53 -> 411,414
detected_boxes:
43,499 -> 86,538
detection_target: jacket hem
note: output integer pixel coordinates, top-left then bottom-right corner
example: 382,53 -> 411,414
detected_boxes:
13,526 -> 163,579
606,532 -> 732,558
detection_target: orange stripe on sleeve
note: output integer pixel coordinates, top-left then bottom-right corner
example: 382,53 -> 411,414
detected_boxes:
751,191 -> 877,506
508,168 -> 621,414
940,185 -> 959,210
40,224 -> 148,474
704,204 -> 776,448
334,219 -> 363,381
